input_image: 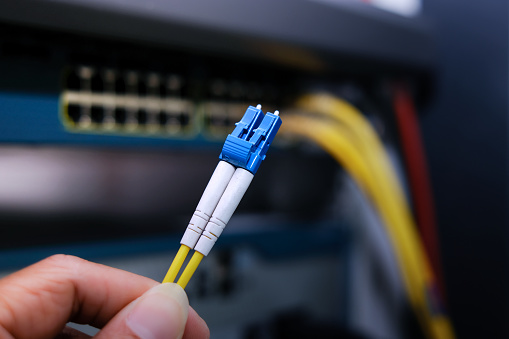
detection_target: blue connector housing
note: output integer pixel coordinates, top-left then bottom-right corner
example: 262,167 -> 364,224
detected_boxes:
219,105 -> 282,174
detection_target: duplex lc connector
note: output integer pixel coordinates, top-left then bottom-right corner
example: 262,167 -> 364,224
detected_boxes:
194,108 -> 282,256
163,104 -> 282,288
220,105 -> 281,173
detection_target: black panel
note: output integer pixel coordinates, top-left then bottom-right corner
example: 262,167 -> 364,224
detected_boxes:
422,1 -> 509,338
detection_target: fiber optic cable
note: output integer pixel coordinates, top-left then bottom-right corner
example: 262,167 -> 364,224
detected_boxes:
163,105 -> 266,283
164,105 -> 281,287
162,244 -> 190,284
281,109 -> 454,339
177,251 -> 204,289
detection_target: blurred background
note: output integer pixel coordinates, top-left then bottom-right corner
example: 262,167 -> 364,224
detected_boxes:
0,0 -> 506,338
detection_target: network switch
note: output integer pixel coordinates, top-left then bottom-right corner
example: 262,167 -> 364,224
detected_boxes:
61,65 -> 285,141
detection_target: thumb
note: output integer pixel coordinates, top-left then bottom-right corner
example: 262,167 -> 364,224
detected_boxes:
95,283 -> 189,339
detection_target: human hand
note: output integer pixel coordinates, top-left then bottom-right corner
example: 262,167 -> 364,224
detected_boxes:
0,254 -> 210,339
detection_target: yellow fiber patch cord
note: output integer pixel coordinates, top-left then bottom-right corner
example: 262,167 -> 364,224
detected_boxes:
163,105 -> 282,290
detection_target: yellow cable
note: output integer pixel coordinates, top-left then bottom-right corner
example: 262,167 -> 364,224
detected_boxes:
177,251 -> 204,289
280,114 -> 454,339
163,244 -> 190,284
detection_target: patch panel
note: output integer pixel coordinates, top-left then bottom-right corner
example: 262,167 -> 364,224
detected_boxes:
61,66 -> 197,138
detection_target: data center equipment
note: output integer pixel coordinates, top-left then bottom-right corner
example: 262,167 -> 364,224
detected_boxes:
0,1 -> 444,338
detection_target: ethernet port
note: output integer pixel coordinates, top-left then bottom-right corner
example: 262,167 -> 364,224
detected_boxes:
159,82 -> 167,97
103,69 -> 116,93
115,75 -> 126,94
137,109 -> 147,125
138,79 -> 147,96
179,112 -> 190,126
147,73 -> 161,96
166,75 -> 183,98
66,70 -> 81,91
91,105 -> 104,123
114,107 -> 127,125
229,81 -> 245,102
67,104 -> 81,123
158,111 -> 168,126
209,79 -> 227,100
91,72 -> 104,92
224,116 -> 235,127
126,71 -> 138,94
206,114 -> 228,127
77,67 -> 93,92
167,114 -> 180,127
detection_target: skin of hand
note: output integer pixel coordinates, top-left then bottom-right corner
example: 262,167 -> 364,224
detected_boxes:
0,255 -> 210,339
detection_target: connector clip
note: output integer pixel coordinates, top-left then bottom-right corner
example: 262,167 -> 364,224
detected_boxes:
219,105 -> 282,174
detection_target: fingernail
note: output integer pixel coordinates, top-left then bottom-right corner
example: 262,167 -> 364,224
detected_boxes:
126,283 -> 189,339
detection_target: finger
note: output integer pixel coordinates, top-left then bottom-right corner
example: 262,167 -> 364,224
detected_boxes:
184,308 -> 210,339
0,254 -> 158,339
94,283 -> 189,339
54,326 -> 93,339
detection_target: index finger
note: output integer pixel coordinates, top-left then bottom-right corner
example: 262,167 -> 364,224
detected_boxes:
0,254 -> 158,339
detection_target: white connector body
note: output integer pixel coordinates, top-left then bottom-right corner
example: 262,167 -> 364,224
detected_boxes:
180,161 -> 236,248
194,168 -> 254,256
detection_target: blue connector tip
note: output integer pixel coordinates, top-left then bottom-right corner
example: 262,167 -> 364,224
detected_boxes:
219,105 -> 282,173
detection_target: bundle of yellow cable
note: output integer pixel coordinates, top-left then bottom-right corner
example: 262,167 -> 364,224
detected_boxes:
280,93 -> 454,339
